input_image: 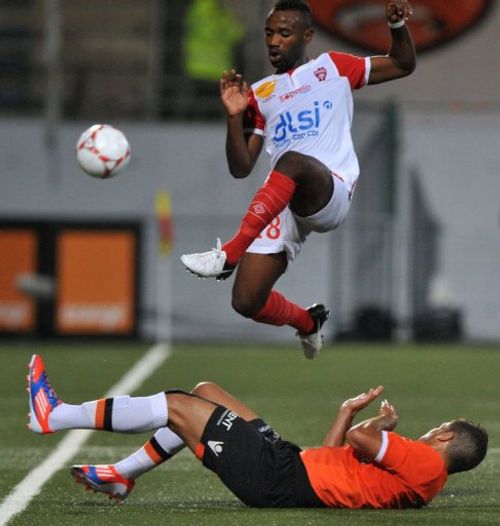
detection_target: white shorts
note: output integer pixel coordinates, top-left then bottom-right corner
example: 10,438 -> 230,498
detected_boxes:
247,174 -> 353,262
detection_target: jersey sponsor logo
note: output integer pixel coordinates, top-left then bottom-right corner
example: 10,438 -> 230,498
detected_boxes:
308,0 -> 492,54
314,67 -> 327,82
279,84 -> 312,102
255,80 -> 277,99
207,440 -> 224,456
272,100 -> 332,147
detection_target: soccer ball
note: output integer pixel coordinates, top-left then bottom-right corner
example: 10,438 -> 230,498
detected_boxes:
76,124 -> 131,179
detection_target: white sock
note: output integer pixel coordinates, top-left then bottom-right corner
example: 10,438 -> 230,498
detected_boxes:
48,393 -> 168,433
48,401 -> 97,430
111,394 -> 168,433
115,427 -> 185,479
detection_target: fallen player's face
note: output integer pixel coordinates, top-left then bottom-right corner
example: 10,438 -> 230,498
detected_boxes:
265,10 -> 309,73
419,421 -> 451,442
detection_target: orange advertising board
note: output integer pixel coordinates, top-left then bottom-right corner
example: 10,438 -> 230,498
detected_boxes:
0,230 -> 37,332
56,230 -> 136,334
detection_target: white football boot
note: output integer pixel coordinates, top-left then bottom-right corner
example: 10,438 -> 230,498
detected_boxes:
181,238 -> 234,281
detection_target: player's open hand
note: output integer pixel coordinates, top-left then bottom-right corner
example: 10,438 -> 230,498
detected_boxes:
378,399 -> 399,430
220,69 -> 249,117
340,385 -> 384,417
386,0 -> 412,24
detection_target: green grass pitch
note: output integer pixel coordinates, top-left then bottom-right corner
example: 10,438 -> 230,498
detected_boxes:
1,342 -> 499,525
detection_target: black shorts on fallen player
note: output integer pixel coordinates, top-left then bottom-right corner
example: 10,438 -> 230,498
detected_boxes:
197,405 -> 324,508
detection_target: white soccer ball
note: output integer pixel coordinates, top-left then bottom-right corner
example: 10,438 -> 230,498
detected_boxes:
76,124 -> 131,179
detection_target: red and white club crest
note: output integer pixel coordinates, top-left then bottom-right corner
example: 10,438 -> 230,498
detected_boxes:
314,67 -> 327,82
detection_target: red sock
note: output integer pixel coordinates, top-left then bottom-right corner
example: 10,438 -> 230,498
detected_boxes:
222,170 -> 296,266
252,290 -> 314,334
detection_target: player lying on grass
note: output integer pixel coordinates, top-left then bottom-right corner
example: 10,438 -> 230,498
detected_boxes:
28,355 -> 488,508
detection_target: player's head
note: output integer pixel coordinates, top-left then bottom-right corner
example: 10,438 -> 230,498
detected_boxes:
420,419 -> 488,474
272,0 -> 313,29
445,419 -> 488,474
265,0 -> 314,73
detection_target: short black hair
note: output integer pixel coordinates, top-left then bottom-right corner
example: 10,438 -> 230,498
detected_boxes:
446,419 -> 488,474
272,0 -> 313,28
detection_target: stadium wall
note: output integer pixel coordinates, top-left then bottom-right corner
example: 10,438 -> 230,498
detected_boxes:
400,109 -> 500,342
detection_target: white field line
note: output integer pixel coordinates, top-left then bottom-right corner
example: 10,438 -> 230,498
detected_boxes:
0,343 -> 171,526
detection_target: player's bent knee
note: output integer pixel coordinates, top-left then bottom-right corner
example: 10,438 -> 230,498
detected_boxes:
231,295 -> 262,318
191,381 -> 220,398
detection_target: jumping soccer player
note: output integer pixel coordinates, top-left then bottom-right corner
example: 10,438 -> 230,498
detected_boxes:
181,0 -> 416,358
28,355 -> 487,507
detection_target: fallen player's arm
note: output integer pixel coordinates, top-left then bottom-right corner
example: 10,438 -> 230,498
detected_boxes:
323,386 -> 384,447
345,400 -> 399,461
323,405 -> 355,447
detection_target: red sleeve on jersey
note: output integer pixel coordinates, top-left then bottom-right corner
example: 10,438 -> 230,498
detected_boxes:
328,52 -> 367,90
243,90 -> 265,134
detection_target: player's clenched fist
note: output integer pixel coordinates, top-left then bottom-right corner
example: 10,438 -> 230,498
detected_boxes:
386,0 -> 412,24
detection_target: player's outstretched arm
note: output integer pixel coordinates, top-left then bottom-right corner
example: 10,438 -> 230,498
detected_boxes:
323,386 -> 384,447
221,69 -> 263,178
345,398 -> 400,461
368,0 -> 416,85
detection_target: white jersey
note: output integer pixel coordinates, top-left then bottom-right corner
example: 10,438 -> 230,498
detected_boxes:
244,52 -> 371,191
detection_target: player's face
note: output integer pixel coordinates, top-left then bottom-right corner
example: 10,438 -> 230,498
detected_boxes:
419,421 -> 452,442
264,10 -> 313,73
